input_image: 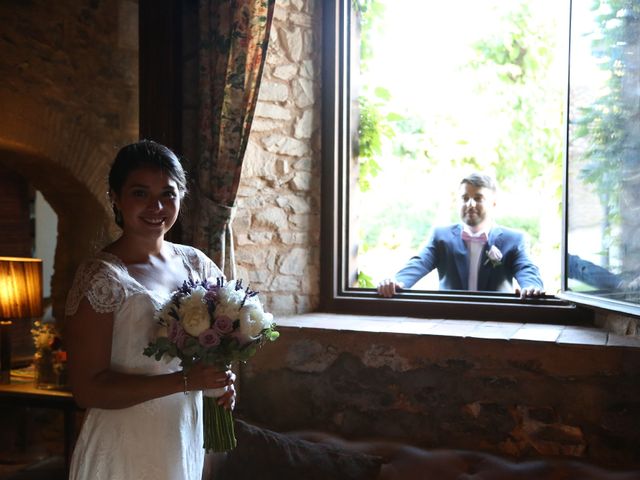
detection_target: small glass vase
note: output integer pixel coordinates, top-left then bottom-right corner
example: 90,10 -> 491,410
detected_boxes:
34,350 -> 58,390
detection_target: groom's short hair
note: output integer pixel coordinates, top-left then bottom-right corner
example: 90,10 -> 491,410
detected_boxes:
461,172 -> 497,191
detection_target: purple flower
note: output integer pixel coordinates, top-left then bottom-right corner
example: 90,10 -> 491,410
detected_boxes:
168,319 -> 187,348
176,279 -> 196,295
203,289 -> 218,304
214,315 -> 234,335
203,289 -> 219,315
167,319 -> 180,342
198,329 -> 221,348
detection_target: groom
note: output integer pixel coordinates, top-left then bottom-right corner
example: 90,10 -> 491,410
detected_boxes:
377,172 -> 544,298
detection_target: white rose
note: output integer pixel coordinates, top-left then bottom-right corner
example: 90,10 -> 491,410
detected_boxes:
484,245 -> 503,267
488,245 -> 503,262
213,302 -> 239,322
218,281 -> 244,308
179,287 -> 211,337
239,303 -> 273,340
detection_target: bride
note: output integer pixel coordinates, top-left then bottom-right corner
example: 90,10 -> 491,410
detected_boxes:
65,140 -> 235,479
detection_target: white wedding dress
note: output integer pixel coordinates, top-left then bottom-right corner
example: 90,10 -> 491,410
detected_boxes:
65,243 -> 222,480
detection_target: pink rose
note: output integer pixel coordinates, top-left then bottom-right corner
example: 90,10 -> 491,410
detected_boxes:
198,329 -> 221,348
167,319 -> 180,342
168,319 -> 187,348
214,315 -> 234,335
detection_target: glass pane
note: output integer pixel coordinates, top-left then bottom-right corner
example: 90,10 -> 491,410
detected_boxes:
566,1 -> 640,305
348,0 -> 568,294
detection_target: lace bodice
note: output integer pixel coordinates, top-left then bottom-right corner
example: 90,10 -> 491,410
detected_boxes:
65,243 -> 222,480
65,242 -> 221,316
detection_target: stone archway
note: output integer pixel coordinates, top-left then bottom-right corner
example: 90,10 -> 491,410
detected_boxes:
0,147 -> 109,324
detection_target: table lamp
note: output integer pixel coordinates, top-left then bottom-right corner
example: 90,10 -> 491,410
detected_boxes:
0,257 -> 43,384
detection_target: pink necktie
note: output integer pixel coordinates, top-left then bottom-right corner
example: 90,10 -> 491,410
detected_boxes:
461,231 -> 488,244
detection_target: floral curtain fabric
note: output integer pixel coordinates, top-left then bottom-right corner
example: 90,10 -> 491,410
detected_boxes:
189,0 -> 275,276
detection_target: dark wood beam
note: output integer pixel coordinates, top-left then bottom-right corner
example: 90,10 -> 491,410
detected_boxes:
139,0 -> 182,153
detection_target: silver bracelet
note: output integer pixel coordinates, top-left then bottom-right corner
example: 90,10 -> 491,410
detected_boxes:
183,371 -> 189,395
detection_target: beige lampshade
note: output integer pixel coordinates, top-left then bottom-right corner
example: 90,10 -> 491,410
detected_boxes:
0,257 -> 43,319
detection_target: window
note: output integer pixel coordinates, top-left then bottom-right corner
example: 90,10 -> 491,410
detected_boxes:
321,0 -> 640,321
561,0 -> 640,317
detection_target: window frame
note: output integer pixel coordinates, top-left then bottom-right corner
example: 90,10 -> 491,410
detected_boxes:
319,0 -> 596,324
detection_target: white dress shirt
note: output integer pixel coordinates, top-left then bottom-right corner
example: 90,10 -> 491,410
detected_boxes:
462,226 -> 490,291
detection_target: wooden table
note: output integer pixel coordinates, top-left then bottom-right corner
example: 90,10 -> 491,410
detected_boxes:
0,379 -> 80,476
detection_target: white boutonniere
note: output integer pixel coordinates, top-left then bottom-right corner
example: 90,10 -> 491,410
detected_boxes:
484,245 -> 503,268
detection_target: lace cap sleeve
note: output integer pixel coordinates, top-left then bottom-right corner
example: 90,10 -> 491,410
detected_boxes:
65,257 -> 127,316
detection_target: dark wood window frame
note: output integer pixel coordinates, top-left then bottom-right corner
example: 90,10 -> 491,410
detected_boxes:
319,0 -> 594,324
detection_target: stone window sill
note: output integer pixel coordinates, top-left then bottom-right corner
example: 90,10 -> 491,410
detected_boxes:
277,313 -> 640,348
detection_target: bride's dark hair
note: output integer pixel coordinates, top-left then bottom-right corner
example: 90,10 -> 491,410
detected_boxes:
108,140 -> 188,227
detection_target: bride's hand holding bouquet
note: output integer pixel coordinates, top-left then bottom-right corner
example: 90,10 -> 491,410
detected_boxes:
182,362 -> 236,408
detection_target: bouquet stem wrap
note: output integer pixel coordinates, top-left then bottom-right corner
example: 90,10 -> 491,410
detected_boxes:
203,386 -> 236,452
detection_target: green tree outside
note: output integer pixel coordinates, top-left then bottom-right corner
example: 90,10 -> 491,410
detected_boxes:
351,0 -> 567,290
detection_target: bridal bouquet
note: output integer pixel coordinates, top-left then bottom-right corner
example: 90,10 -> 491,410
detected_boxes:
143,278 -> 279,452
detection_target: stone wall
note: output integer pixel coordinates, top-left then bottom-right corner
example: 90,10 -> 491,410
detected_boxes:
596,311 -> 640,336
238,316 -> 640,468
234,0 -> 322,316
180,0 -> 321,316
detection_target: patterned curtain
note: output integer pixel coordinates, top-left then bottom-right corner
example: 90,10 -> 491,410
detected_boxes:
189,0 -> 275,276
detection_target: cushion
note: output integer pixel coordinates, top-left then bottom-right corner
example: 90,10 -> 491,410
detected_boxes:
214,419 -> 383,480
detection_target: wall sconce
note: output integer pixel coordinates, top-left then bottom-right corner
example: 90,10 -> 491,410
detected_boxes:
0,257 -> 43,384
